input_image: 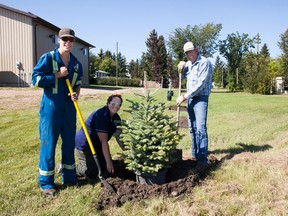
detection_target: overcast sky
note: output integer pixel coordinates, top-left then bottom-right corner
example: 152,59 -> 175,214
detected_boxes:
2,0 -> 288,63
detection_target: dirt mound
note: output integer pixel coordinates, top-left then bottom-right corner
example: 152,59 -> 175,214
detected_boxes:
92,156 -> 220,210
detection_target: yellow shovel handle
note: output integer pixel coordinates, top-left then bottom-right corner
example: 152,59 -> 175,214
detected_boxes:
65,78 -> 96,155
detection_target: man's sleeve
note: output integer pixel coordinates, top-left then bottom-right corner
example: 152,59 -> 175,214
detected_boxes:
32,53 -> 56,88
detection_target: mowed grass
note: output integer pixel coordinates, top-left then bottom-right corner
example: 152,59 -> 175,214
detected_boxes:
0,88 -> 288,215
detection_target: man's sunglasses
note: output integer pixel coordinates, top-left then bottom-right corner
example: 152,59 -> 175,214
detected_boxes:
61,37 -> 75,43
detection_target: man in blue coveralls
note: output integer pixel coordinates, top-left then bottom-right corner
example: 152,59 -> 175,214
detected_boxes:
32,28 -> 83,196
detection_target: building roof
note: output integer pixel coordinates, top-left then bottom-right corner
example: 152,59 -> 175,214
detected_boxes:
0,3 -> 95,48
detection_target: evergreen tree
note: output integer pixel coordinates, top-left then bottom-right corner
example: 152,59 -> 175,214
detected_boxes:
98,49 -> 105,59
260,43 -> 270,58
145,29 -> 168,83
128,59 -> 142,79
120,90 -> 183,175
158,35 -> 168,85
212,56 -> 225,88
115,52 -> 127,78
167,53 -> 178,88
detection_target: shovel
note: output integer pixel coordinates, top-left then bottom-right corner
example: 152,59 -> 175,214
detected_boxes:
176,72 -> 182,130
65,77 -> 116,193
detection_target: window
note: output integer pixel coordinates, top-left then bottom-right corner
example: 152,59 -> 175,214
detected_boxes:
82,48 -> 88,56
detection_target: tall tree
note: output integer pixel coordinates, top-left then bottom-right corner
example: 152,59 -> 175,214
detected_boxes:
278,28 -> 288,85
89,52 -> 98,81
219,32 -> 255,91
114,52 -> 127,78
241,45 -> 271,94
145,29 -> 168,83
260,43 -> 270,58
166,53 -> 177,87
98,49 -> 105,59
213,56 -> 226,88
241,52 -> 260,93
99,57 -> 115,75
168,23 -> 222,60
158,35 -> 168,84
130,59 -> 142,79
139,53 -> 149,81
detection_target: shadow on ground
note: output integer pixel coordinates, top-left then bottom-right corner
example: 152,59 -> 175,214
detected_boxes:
209,143 -> 272,160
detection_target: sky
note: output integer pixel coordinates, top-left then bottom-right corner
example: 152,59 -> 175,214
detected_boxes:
1,0 -> 288,64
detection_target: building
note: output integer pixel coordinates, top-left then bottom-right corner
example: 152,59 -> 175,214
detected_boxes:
94,70 -> 110,79
0,4 -> 95,87
275,76 -> 284,94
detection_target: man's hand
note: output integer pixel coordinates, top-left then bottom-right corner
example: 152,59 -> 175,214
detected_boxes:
177,61 -> 186,73
176,94 -> 186,106
69,92 -> 79,101
55,66 -> 69,79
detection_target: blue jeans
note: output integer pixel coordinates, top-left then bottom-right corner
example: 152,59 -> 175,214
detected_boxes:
187,95 -> 209,164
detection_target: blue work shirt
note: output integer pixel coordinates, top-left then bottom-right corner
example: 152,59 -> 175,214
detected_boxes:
75,105 -> 121,152
183,54 -> 213,99
32,48 -> 83,98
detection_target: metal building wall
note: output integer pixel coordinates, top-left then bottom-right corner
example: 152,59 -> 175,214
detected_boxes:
1,4 -> 92,87
0,7 -> 34,86
72,43 -> 89,86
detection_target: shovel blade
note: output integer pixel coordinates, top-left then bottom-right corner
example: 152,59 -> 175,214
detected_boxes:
99,176 -> 116,193
93,154 -> 116,193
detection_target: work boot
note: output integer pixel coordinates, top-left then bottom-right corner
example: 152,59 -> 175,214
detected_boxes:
41,188 -> 57,196
62,182 -> 79,189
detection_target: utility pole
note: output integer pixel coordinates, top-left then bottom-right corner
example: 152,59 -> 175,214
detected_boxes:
116,42 -> 118,86
221,68 -> 224,88
236,68 -> 239,85
255,33 -> 261,54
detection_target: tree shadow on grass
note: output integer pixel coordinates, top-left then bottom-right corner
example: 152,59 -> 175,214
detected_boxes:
209,142 -> 272,161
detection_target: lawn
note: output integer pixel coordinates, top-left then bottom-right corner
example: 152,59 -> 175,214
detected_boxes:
0,87 -> 287,215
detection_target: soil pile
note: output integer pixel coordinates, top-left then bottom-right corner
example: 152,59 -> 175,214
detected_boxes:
92,156 -> 220,210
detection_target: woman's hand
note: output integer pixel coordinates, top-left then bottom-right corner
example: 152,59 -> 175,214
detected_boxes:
106,160 -> 114,174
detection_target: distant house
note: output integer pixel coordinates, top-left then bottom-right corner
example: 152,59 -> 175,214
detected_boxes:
94,70 -> 110,78
0,4 -> 95,87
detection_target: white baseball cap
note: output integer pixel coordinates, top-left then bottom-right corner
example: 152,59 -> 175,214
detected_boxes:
183,42 -> 195,53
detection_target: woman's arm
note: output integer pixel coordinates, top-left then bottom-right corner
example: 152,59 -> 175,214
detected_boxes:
97,132 -> 114,174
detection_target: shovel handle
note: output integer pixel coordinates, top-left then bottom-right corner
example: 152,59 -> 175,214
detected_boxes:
176,72 -> 182,129
65,78 -> 96,155
65,78 -> 116,193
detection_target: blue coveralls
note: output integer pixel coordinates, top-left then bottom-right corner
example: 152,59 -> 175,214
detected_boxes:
32,48 -> 83,189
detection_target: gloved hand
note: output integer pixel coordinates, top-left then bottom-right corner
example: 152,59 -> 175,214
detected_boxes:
177,61 -> 186,73
176,94 -> 187,106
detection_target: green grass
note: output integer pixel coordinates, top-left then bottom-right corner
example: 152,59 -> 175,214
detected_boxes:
1,88 -> 288,215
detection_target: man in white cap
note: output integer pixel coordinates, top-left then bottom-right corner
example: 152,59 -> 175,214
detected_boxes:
176,41 -> 213,173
